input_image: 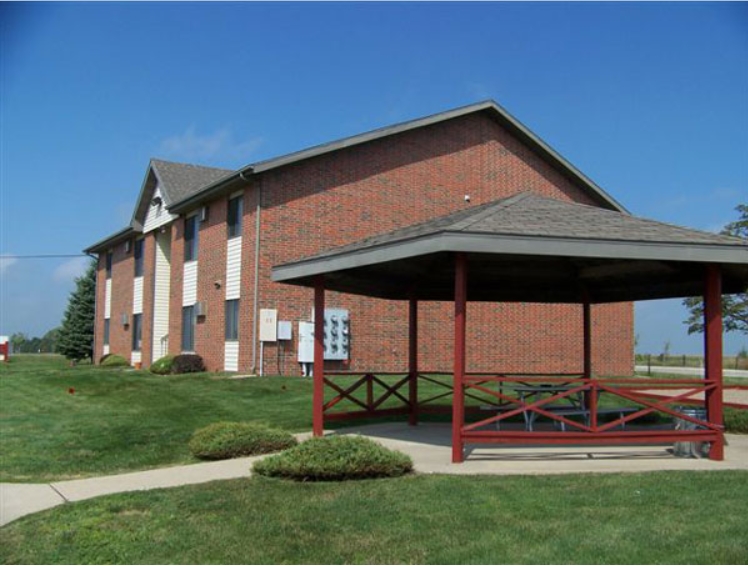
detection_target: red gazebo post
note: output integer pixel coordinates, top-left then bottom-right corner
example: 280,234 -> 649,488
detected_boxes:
313,276 -> 326,437
452,253 -> 467,463
704,264 -> 724,460
408,295 -> 419,426
582,297 -> 597,428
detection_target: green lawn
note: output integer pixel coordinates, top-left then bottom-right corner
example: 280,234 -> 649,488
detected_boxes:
3,355 -> 748,564
0,355 -> 314,481
2,471 -> 747,564
2,355 -> 744,481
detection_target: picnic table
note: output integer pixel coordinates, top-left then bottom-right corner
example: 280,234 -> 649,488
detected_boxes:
514,384 -> 587,431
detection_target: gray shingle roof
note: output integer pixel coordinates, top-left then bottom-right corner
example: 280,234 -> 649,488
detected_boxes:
128,159 -> 234,231
150,159 -> 232,204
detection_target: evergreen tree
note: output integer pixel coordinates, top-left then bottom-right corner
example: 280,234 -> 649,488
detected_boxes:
58,260 -> 96,362
683,204 -> 748,335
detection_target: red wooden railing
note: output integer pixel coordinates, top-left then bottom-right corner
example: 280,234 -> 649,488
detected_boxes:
320,371 -> 724,458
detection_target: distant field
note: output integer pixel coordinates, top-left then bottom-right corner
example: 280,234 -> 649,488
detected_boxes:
636,353 -> 748,370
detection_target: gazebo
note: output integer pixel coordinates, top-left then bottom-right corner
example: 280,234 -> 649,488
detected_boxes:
272,193 -> 748,462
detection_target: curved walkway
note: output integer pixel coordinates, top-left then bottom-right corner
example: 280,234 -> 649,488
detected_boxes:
3,427 -> 748,528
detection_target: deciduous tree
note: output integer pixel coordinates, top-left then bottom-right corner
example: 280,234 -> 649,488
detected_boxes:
683,204 -> 748,335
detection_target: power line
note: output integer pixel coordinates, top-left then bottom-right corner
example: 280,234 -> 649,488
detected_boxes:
0,254 -> 90,259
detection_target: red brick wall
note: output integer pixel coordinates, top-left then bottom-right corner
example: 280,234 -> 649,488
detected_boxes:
169,221 -> 185,358
106,241 -> 134,360
250,113 -> 633,376
194,200 -> 229,370
101,111 -> 634,376
238,188 -> 259,371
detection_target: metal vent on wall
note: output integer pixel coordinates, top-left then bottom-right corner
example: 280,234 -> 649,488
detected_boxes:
195,302 -> 207,317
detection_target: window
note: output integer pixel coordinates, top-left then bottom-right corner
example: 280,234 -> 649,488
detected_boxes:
132,314 -> 142,351
184,215 -> 199,262
182,305 -> 196,351
134,238 -> 144,277
227,195 -> 243,239
105,252 -> 113,279
103,319 -> 110,346
225,299 -> 239,340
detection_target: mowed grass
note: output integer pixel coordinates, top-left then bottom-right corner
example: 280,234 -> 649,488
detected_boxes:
0,356 -> 461,481
0,355 -> 313,481
2,355 -> 744,481
2,471 -> 747,564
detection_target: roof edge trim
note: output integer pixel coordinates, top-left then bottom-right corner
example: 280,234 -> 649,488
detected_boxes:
83,226 -> 137,254
272,231 -> 748,283
169,99 -> 628,215
169,167 -> 252,214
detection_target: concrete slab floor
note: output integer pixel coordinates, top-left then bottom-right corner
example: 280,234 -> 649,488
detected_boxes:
333,422 -> 748,476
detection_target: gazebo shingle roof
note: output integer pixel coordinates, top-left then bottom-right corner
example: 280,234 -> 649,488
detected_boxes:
273,193 -> 748,304
308,193 -> 746,260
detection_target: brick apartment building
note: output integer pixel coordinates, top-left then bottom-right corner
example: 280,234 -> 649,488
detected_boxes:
85,100 -> 634,376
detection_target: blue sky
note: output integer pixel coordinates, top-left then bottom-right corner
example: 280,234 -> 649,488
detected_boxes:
1,2 -> 746,355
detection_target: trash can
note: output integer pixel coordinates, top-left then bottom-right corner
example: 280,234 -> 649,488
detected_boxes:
673,407 -> 709,458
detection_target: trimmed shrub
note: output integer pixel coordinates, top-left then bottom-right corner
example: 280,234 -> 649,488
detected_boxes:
253,435 -> 413,481
99,353 -> 129,367
725,408 -> 748,434
150,355 -> 176,375
172,354 -> 205,374
189,422 -> 298,460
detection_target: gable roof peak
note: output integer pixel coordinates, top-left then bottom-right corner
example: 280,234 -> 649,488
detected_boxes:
130,158 -> 233,230
170,99 -> 629,214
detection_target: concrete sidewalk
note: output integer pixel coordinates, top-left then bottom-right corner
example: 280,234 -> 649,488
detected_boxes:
3,425 -> 748,528
0,455 -> 266,527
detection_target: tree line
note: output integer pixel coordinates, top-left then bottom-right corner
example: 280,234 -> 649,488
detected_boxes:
8,260 -> 96,362
8,328 -> 60,354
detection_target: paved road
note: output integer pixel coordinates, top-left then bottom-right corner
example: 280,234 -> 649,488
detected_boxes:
635,365 -> 748,378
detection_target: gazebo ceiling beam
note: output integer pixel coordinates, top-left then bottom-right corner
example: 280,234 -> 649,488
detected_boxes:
578,260 -> 677,280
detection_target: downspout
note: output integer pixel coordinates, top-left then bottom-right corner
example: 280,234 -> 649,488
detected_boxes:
240,171 -> 262,375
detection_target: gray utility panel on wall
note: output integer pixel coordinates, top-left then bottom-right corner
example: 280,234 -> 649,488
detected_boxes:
323,308 -> 350,360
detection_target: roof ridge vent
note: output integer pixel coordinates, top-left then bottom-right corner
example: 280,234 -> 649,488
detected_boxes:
451,192 -> 532,231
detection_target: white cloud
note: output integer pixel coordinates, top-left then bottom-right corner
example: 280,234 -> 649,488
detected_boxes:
159,126 -> 262,164
0,256 -> 18,276
53,256 -> 89,283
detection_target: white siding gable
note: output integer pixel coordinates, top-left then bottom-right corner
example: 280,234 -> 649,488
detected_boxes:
143,185 -> 176,233
224,342 -> 239,372
225,237 -> 242,300
132,277 -> 144,314
104,279 -> 112,318
152,231 -> 171,362
183,261 -> 198,306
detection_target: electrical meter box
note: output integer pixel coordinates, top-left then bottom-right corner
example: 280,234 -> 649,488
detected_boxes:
297,321 -> 315,363
298,309 -> 351,362
323,308 -> 350,361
